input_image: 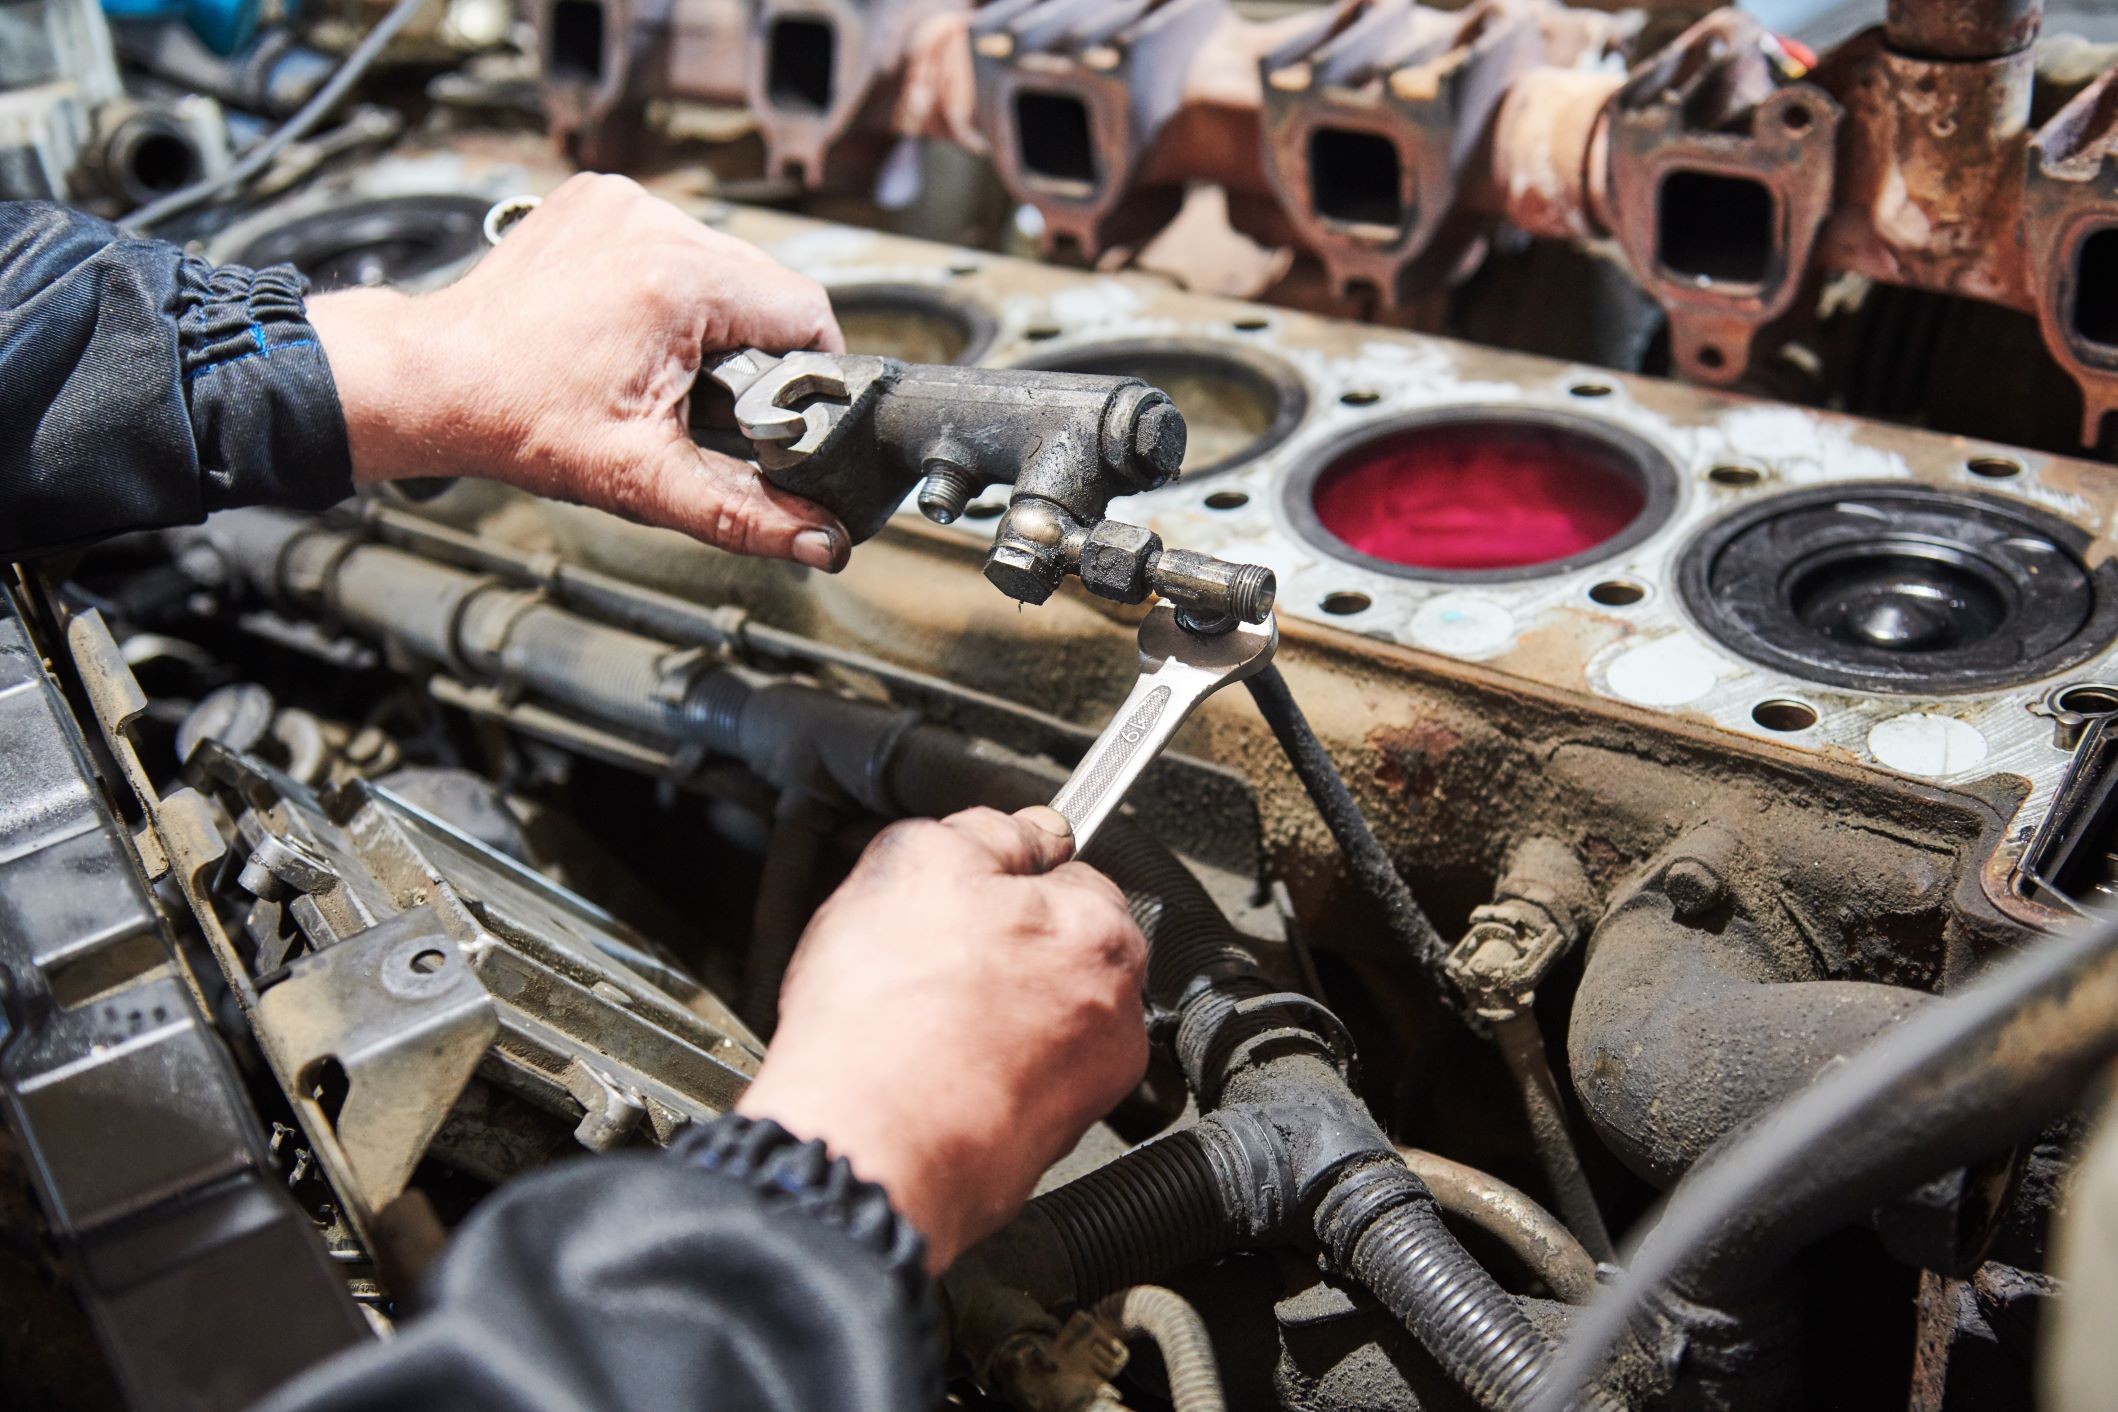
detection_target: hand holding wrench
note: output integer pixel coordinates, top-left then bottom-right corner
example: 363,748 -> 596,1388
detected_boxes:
1052,605 -> 1278,853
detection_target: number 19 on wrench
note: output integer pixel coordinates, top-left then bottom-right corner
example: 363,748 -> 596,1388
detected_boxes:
1051,604 -> 1278,852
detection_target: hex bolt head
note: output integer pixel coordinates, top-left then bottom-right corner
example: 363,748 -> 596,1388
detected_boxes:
1078,520 -> 1163,603
1128,396 -> 1186,487
984,540 -> 1063,605
1663,858 -> 1726,919
1102,386 -> 1186,490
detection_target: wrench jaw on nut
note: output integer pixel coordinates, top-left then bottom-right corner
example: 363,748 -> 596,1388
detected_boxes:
1050,604 -> 1279,852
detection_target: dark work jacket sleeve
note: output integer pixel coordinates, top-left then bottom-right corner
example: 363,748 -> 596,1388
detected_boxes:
0,201 -> 353,559
250,1127 -> 941,1412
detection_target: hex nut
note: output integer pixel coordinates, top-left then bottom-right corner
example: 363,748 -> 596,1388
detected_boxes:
984,539 -> 1064,605
1079,520 -> 1163,603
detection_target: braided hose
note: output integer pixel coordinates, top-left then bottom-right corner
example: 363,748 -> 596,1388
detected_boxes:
1092,1286 -> 1227,1412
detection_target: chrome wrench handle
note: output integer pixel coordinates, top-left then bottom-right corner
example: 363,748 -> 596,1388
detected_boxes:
1052,604 -> 1278,853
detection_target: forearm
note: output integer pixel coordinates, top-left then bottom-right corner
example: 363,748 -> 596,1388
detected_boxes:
308,287 -> 488,485
0,201 -> 352,559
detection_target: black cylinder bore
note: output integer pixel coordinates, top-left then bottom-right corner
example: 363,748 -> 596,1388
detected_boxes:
1012,341 -> 1307,478
1679,483 -> 2118,694
828,283 -> 996,365
234,195 -> 495,292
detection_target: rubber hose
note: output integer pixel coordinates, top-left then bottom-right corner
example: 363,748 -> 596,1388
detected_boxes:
1317,1162 -> 1579,1412
1093,1286 -> 1228,1412
1031,1128 -> 1242,1303
1244,664 -> 1450,982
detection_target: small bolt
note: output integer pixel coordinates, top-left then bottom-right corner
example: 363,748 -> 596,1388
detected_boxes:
1664,858 -> 1726,919
984,540 -> 1063,605
1128,396 -> 1186,487
917,459 -> 981,524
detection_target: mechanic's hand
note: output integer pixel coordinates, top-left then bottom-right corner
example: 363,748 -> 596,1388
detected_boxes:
308,172 -> 850,570
736,805 -> 1149,1270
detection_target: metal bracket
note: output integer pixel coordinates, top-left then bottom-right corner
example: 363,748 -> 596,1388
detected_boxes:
255,910 -> 498,1225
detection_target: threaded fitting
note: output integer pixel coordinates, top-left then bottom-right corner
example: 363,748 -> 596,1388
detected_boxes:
1225,562 -> 1277,623
917,462 -> 981,524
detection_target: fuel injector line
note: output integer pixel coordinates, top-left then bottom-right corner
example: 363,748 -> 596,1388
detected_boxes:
1243,664 -> 1451,986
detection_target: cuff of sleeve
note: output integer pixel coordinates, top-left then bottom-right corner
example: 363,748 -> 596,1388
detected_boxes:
174,254 -> 354,513
672,1113 -> 934,1310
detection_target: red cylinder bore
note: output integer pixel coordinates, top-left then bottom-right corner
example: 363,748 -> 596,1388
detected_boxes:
1311,420 -> 1647,572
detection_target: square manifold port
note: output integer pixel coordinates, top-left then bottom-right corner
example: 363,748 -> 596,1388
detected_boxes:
1308,128 -> 1405,231
1015,91 -> 1098,187
767,17 -> 836,113
2073,225 -> 2118,348
1656,170 -> 1777,285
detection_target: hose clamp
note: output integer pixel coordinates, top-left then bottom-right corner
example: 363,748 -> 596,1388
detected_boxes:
1310,1161 -> 1437,1267
1182,988 -> 1358,1103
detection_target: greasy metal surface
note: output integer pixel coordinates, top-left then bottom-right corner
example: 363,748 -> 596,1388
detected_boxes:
220,147 -> 2118,934
2027,67 -> 2118,445
748,0 -> 963,186
1886,0 -> 2045,61
529,0 -> 752,165
1814,27 -> 2036,312
203,753 -> 765,1212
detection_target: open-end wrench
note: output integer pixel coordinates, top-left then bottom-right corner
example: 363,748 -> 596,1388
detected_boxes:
1052,604 -> 1278,853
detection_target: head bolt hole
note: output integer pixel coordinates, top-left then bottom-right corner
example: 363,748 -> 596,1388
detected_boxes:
1752,699 -> 1819,732
1589,580 -> 1646,606
1709,463 -> 1764,487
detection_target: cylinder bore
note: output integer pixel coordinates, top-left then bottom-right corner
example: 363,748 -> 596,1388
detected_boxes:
829,283 -> 996,365
234,195 -> 495,292
1286,408 -> 1678,580
1679,483 -> 2118,694
1012,340 -> 1307,478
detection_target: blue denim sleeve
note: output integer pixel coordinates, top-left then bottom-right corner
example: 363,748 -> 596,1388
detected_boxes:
0,200 -> 353,559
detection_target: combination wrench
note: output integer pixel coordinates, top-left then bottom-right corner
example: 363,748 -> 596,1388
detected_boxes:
1051,604 -> 1278,852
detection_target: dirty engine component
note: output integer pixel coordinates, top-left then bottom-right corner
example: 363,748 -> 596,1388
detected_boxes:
18,3 -> 2118,1412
